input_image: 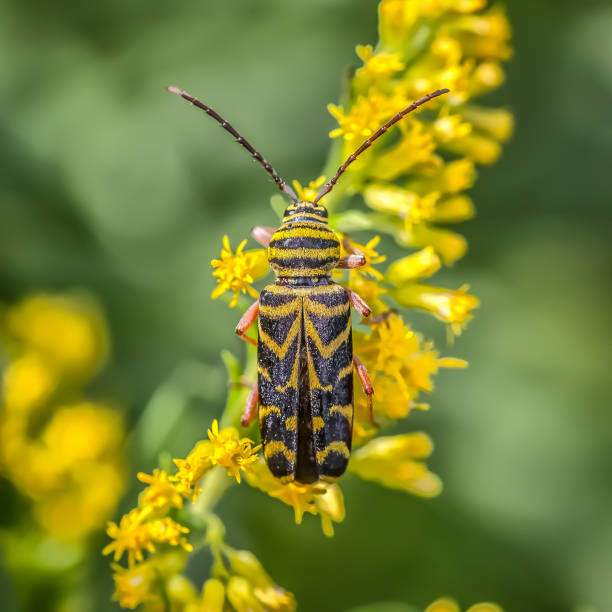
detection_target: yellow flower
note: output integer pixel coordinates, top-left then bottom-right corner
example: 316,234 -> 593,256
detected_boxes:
5,293 -> 108,378
334,234 -> 386,288
328,89 -> 408,141
211,235 -> 268,307
103,509 -> 154,566
138,469 -> 185,516
226,576 -> 265,612
245,460 -> 345,536
391,283 -> 479,335
364,185 -> 440,230
104,510 -> 192,566
350,433 -> 442,497
228,548 -> 297,612
367,119 -> 440,181
198,578 -> 226,612
206,419 -> 261,482
354,44 -> 405,91
1,352 -> 57,413
172,439 -> 215,501
386,246 -> 441,285
147,517 -> 193,552
354,313 -> 467,416
111,561 -> 157,609
292,176 -> 326,202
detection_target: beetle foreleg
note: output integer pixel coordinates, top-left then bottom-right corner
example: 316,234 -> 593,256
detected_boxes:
235,300 -> 259,347
240,381 -> 259,427
353,354 -> 375,425
251,226 -> 276,248
337,254 -> 366,269
346,288 -> 371,319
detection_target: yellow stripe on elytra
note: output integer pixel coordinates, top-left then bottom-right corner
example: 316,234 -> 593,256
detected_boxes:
264,441 -> 296,462
268,246 -> 340,260
275,352 -> 299,393
259,405 -> 282,418
336,363 -> 353,381
307,347 -> 332,392
285,415 -> 297,431
316,441 -> 350,464
329,405 -> 353,421
259,300 -> 301,318
304,299 -> 350,317
313,417 -> 325,431
305,314 -> 351,359
258,316 -> 300,359
258,364 -> 272,381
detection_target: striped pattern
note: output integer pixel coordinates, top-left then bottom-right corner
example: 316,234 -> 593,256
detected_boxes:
258,283 -> 354,483
268,201 -> 340,279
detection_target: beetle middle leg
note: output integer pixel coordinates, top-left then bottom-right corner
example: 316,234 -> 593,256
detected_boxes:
346,288 -> 371,319
235,300 -> 259,347
353,354 -> 375,425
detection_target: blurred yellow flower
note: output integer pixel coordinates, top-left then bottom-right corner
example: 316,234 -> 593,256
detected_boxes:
350,432 -> 442,497
4,293 -> 108,378
211,235 -> 269,307
104,509 -> 156,565
111,561 -> 157,609
2,352 -> 57,413
425,598 -> 503,612
292,176 -> 326,202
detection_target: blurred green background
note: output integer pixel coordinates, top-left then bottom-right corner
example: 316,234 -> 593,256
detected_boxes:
1,0 -> 611,611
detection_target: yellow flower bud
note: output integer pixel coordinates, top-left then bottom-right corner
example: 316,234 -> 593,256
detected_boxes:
226,576 -> 265,612
386,247 -> 441,284
199,578 -> 226,612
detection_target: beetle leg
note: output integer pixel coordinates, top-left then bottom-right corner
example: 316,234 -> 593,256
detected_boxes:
353,354 -> 375,425
364,309 -> 397,325
235,300 -> 259,347
251,226 -> 276,248
241,381 -> 259,427
346,288 -> 371,319
337,254 -> 366,269
337,235 -> 366,269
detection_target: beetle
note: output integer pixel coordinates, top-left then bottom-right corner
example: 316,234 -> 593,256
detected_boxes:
168,85 -> 449,483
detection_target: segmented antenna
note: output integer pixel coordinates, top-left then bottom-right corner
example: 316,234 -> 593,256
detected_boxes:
167,87 -> 298,202
314,88 -> 450,204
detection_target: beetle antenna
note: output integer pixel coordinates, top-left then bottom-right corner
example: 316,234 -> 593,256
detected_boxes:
167,86 -> 299,202
314,88 -> 450,204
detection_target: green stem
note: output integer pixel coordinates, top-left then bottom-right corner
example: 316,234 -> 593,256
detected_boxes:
191,467 -> 234,517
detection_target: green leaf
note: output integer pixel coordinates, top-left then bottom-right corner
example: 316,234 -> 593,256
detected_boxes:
270,194 -> 288,219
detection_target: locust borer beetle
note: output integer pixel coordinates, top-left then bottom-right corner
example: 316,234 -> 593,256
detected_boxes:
168,85 -> 449,484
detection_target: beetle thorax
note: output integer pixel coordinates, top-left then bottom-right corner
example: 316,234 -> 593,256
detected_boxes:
268,201 -> 340,281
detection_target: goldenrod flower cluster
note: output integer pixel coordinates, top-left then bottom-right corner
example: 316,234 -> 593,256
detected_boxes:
107,0 -> 512,609
0,293 -> 124,540
104,421 -> 291,610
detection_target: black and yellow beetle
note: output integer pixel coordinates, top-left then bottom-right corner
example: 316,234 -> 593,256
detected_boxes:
168,85 -> 449,484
